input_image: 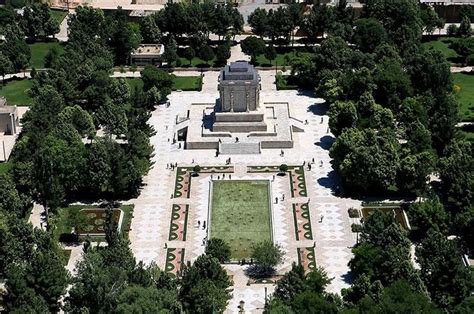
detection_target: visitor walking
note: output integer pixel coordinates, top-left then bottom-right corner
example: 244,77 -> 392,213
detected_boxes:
202,221 -> 206,230
198,220 -> 201,227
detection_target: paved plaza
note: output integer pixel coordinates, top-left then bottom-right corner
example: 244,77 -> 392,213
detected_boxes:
128,71 -> 361,313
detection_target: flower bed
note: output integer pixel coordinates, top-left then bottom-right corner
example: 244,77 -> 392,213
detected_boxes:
297,247 -> 316,273
292,203 -> 313,240
168,204 -> 189,241
165,248 -> 185,276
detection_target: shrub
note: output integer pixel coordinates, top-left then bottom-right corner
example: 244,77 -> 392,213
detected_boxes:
351,223 -> 363,233
205,238 -> 231,263
447,24 -> 459,37
193,165 -> 201,173
348,207 -> 360,218
279,164 -> 289,173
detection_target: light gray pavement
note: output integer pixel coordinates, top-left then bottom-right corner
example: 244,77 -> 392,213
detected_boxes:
129,67 -> 361,312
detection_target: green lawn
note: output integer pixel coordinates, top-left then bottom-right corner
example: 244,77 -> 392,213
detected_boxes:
210,180 -> 272,260
173,76 -> 202,91
126,76 -> 202,92
453,73 -> 474,122
0,79 -> 33,106
53,204 -> 134,243
422,38 -> 459,60
29,42 -> 65,68
51,9 -> 68,24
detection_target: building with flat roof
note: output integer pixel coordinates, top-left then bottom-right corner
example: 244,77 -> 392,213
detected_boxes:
130,44 -> 165,66
0,97 -> 20,161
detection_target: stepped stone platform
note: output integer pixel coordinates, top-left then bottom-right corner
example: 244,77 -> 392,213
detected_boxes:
182,102 -> 296,153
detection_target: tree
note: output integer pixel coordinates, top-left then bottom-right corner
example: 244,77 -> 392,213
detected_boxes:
248,8 -> 269,38
264,44 -> 277,68
351,280 -> 439,313
416,230 -> 474,309
327,100 -> 357,136
179,255 -> 231,313
1,24 -> 30,72
407,197 -> 448,240
205,238 -> 231,263
301,2 -> 334,42
198,45 -> 215,67
215,43 -> 231,66
330,128 -> 400,194
140,15 -> 161,43
0,52 -> 13,83
439,140 -> 473,209
250,240 -> 284,274
163,36 -> 178,66
141,65 -> 174,96
353,18 -> 387,53
116,285 -> 180,313
396,151 -> 435,193
240,36 -> 266,64
458,15 -> 472,37
109,8 -> 142,65
183,47 -> 195,66
44,45 -> 61,68
420,4 -> 444,34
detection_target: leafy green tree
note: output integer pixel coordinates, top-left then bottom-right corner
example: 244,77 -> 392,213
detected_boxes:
1,24 -> 30,72
264,44 -> 277,67
206,238 -> 231,263
145,86 -> 161,109
439,140 -> 473,209
215,43 -> 231,66
116,285 -> 181,313
251,240 -> 284,274
416,230 -> 474,309
179,254 -> 231,313
351,280 -> 439,313
396,151 -> 435,193
140,15 -> 161,43
183,46 -> 195,66
301,2 -> 334,42
198,45 -> 215,67
407,197 -> 448,240
0,174 -> 23,217
163,36 -> 178,66
141,65 -> 174,96
353,18 -> 387,53
328,100 -> 358,136
273,263 -> 307,303
0,51 -> 13,83
330,128 -> 400,194
372,58 -> 413,109
248,8 -> 269,38
458,15 -> 472,38
96,99 -> 128,135
109,8 -> 142,65
241,36 -> 266,64
420,4 -> 444,34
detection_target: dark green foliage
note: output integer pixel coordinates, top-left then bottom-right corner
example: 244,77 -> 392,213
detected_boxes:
179,255 -> 231,313
141,65 -> 174,96
206,238 -> 231,263
407,197 -> 448,240
439,140 -> 473,209
416,230 -> 474,309
270,263 -> 338,313
241,36 -> 266,63
251,240 -> 284,274
198,45 -> 215,66
353,18 -> 387,53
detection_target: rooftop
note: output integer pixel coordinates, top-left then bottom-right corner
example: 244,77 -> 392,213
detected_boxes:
221,61 -> 258,82
131,44 -> 164,56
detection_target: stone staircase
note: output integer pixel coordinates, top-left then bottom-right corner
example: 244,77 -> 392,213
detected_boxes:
220,142 -> 260,155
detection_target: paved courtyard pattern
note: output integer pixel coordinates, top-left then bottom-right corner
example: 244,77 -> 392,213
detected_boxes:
128,75 -> 360,312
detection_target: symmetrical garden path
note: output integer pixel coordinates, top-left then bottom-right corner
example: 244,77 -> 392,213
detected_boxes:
128,72 -> 361,312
